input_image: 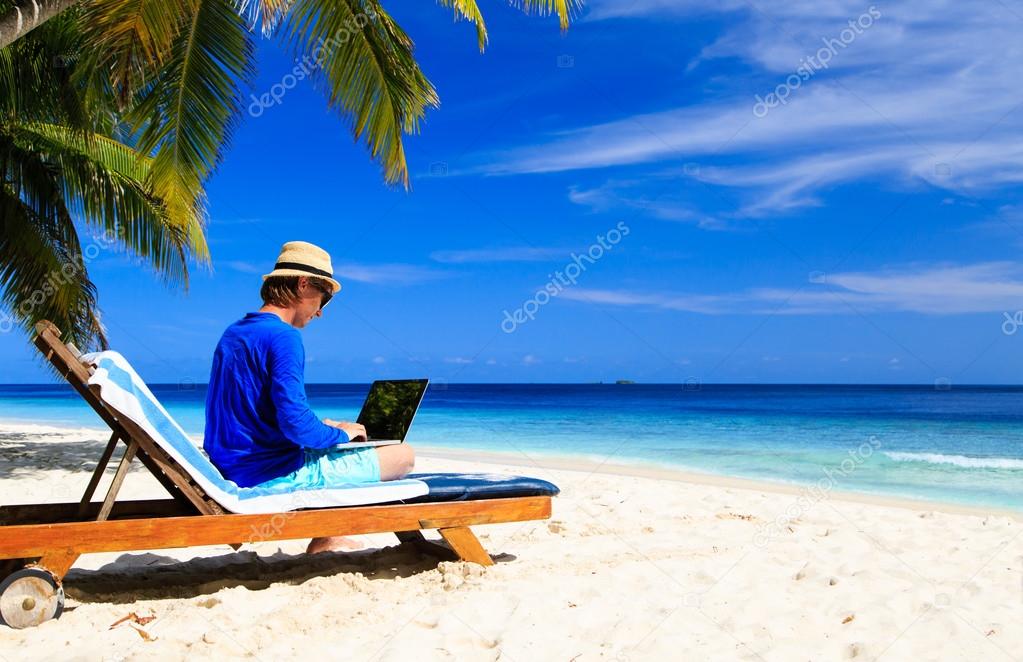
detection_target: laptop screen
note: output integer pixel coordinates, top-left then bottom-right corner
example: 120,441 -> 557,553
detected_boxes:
356,379 -> 429,441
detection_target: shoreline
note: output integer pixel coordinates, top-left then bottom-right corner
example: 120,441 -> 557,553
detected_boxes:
419,444 -> 1023,521
1,420 -> 1019,521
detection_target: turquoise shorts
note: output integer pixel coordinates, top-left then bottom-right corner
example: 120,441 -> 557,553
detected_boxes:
257,445 -> 382,490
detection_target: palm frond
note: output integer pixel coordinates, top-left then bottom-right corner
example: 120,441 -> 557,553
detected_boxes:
0,8 -> 91,128
509,0 -> 582,30
236,0 -> 292,36
20,122 -> 150,181
20,123 -> 202,262
0,173 -> 105,349
80,0 -> 199,106
283,0 -> 438,187
127,0 -> 254,242
0,3 -> 215,351
433,0 -> 487,51
6,122 -> 204,284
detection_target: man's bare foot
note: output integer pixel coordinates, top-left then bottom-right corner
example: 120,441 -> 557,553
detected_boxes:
306,536 -> 365,554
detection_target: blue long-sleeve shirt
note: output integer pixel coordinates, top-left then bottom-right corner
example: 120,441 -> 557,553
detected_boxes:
204,312 -> 348,487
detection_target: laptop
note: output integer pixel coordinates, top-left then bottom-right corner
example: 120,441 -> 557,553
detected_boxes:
341,379 -> 429,448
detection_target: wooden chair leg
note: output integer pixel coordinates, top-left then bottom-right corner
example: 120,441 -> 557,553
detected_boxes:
437,527 -> 494,566
34,549 -> 79,580
96,440 -> 138,522
77,432 -> 120,517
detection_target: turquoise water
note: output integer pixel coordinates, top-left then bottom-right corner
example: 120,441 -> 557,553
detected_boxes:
1,384 -> 1022,511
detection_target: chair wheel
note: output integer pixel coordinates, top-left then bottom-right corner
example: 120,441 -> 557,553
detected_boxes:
0,567 -> 64,629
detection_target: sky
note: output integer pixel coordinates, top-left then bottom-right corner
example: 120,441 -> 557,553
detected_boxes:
3,0 -> 1023,384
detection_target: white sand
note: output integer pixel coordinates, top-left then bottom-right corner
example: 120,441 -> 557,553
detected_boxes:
1,423 -> 1021,661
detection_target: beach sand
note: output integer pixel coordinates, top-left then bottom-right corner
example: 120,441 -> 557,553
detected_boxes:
1,423 -> 1021,660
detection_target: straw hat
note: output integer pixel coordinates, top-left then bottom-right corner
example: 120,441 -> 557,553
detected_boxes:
262,241 -> 342,293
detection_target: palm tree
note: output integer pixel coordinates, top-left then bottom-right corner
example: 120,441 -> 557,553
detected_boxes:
0,10 -> 206,348
79,0 -> 580,191
0,0 -> 580,349
2,0 -> 579,189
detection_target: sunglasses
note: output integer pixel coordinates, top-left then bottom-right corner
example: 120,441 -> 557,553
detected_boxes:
311,281 -> 333,309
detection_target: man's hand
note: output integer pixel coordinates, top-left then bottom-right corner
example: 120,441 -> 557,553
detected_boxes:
324,419 -> 367,442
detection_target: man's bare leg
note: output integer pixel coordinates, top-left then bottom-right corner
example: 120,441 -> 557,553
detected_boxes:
306,445 -> 417,554
377,444 -> 416,480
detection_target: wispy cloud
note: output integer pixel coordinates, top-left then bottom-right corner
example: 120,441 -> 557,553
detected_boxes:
582,0 -> 707,21
335,263 -> 449,285
569,180 -> 728,228
469,1 -> 1023,220
561,287 -> 731,314
430,246 -> 566,263
222,260 -> 264,274
559,262 -> 1023,315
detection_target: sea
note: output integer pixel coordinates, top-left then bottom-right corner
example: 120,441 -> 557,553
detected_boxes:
1,383 -> 1021,511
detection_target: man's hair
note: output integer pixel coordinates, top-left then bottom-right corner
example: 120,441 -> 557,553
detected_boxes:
260,276 -> 301,307
260,275 -> 330,307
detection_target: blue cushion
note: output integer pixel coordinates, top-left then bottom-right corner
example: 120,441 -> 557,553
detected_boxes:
400,472 -> 560,502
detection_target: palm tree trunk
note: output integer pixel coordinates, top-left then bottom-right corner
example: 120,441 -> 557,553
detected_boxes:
0,0 -> 79,50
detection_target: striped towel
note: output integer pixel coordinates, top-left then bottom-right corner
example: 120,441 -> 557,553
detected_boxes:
83,351 -> 429,514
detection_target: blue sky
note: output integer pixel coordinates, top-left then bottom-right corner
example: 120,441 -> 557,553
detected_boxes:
4,0 -> 1023,384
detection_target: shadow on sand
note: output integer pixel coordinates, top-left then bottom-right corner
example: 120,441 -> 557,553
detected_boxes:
0,432 -> 115,477
63,544 -> 516,604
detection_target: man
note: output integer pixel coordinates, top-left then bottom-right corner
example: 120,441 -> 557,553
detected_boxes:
204,241 -> 415,553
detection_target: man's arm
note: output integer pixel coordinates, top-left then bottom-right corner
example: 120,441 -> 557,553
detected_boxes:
268,330 -> 349,449
324,419 -> 368,442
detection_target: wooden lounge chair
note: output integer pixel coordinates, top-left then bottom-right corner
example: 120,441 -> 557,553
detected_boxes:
0,321 -> 557,629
